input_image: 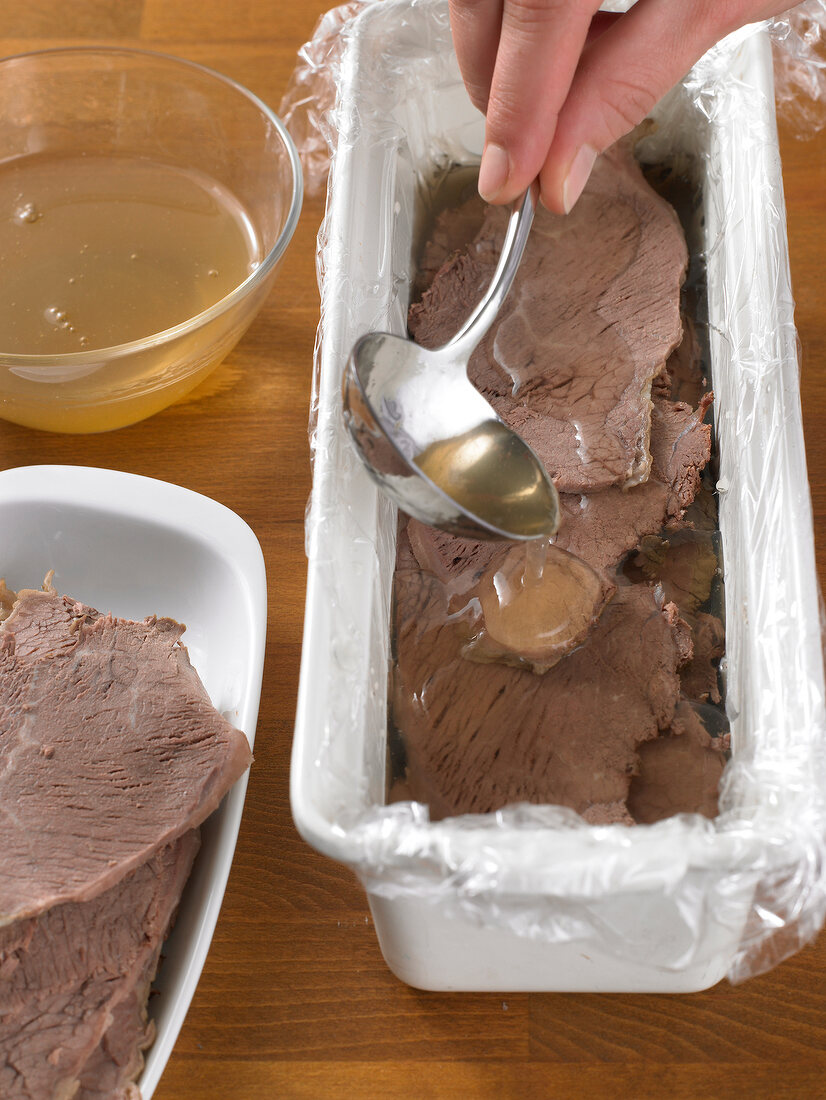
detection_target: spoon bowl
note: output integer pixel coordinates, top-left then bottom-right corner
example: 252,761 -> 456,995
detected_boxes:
342,331 -> 559,540
342,182 -> 559,541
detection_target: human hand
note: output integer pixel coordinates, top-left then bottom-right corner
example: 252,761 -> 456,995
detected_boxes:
449,0 -> 793,212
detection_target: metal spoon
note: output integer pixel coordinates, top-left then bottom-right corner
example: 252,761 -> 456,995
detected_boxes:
341,181 -> 560,541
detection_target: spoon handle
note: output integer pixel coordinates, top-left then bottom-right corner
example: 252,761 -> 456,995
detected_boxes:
445,179 -> 540,362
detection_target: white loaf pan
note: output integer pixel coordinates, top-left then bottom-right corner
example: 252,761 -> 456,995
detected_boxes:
292,0 -> 826,992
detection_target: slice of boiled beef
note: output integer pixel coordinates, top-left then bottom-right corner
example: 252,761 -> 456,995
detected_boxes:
679,611 -> 726,705
627,701 -> 729,822
0,587 -> 252,925
0,830 -> 199,1100
408,144 -> 688,493
412,189 -> 486,300
392,526 -> 692,821
76,975 -> 152,1100
553,393 -> 713,573
662,311 -> 706,407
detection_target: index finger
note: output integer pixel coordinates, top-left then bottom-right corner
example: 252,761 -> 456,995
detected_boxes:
478,0 -> 603,204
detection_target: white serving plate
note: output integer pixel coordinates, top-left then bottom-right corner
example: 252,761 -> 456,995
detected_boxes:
0,464 -> 266,1097
292,0 -> 826,994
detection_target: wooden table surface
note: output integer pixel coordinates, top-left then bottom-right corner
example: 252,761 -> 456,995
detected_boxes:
1,3 -> 825,1098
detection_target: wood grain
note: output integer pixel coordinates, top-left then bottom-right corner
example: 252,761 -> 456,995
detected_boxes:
0,4 -> 824,1099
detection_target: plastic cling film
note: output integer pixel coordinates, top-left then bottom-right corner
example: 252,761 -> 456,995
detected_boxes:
289,0 -> 826,989
770,0 -> 826,134
279,2 -> 365,198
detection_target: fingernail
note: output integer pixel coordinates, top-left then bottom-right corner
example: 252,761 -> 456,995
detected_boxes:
562,144 -> 597,214
478,143 -> 510,202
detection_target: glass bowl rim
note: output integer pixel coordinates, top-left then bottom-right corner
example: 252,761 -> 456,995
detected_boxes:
0,45 -> 304,365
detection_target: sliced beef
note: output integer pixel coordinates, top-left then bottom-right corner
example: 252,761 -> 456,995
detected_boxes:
392,537 -> 691,820
663,312 -> 706,406
679,611 -> 726,705
627,701 -> 729,822
0,588 -> 252,925
392,156 -> 727,829
75,949 -> 157,1100
626,530 -> 719,616
408,145 -> 688,493
553,482 -> 672,575
413,190 -> 486,299
0,831 -> 199,1100
405,518 -> 500,589
581,801 -> 635,827
624,517 -> 725,707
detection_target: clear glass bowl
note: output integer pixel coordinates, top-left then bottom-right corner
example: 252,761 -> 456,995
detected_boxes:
0,48 -> 303,433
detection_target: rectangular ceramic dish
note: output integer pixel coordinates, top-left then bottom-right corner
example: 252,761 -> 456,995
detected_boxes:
292,1 -> 825,992
0,463 -> 266,1096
